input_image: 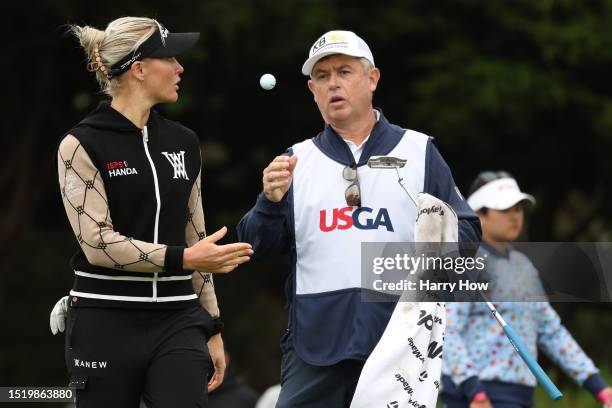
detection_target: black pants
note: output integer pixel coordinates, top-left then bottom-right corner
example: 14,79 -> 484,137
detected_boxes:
442,398 -> 528,408
276,335 -> 364,408
441,376 -> 534,408
65,303 -> 212,408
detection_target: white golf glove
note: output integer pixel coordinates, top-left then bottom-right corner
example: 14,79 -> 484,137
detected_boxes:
49,296 -> 69,335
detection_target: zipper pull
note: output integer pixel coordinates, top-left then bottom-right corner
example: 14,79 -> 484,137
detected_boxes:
142,126 -> 149,142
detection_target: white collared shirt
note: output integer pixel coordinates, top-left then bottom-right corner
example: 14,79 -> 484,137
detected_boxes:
343,110 -> 380,162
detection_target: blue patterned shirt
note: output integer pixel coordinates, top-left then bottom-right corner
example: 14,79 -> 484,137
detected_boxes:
442,244 -> 606,400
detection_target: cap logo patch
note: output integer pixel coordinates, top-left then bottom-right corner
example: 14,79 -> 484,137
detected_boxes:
328,32 -> 348,42
497,183 -> 516,191
311,31 -> 349,55
311,36 -> 327,54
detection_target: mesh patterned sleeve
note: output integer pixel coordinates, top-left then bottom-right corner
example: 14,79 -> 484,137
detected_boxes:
186,170 -> 220,318
58,134 -> 169,272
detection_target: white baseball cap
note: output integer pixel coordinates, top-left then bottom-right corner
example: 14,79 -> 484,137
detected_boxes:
302,30 -> 375,76
467,177 -> 535,211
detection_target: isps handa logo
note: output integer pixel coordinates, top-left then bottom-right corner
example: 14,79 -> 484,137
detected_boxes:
319,207 -> 394,232
106,161 -> 138,178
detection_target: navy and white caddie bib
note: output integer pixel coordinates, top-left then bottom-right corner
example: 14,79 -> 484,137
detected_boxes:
290,128 -> 429,365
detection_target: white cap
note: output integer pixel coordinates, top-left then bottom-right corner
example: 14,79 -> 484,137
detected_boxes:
302,30 -> 375,76
467,177 -> 535,211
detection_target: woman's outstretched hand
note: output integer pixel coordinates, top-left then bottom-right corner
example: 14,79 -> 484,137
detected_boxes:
183,226 -> 253,273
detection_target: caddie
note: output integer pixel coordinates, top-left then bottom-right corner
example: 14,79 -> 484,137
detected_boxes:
238,30 -> 482,407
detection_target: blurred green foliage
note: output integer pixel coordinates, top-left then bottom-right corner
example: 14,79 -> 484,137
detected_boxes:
533,366 -> 612,407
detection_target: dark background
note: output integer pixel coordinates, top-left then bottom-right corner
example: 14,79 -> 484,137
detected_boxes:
1,0 -> 611,405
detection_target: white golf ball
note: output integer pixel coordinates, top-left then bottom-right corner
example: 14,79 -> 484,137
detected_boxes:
260,73 -> 276,90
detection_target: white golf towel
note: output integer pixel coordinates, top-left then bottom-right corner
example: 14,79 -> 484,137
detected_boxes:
351,193 -> 458,408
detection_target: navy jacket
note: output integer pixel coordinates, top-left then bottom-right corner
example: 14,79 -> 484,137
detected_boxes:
238,111 -> 481,365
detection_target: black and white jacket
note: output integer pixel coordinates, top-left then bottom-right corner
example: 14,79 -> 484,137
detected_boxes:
58,101 -> 218,315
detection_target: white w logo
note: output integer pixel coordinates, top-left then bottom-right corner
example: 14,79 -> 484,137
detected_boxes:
161,151 -> 189,180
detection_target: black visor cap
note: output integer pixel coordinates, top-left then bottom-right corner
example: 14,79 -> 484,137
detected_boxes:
148,32 -> 200,58
107,27 -> 200,78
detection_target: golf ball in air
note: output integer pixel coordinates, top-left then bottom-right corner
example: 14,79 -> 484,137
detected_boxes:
260,73 -> 276,90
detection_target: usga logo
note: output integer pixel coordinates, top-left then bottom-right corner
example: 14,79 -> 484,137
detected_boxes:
319,207 -> 394,232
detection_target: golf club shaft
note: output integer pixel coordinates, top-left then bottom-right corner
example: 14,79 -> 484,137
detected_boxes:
394,166 -> 418,206
480,291 -> 563,400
